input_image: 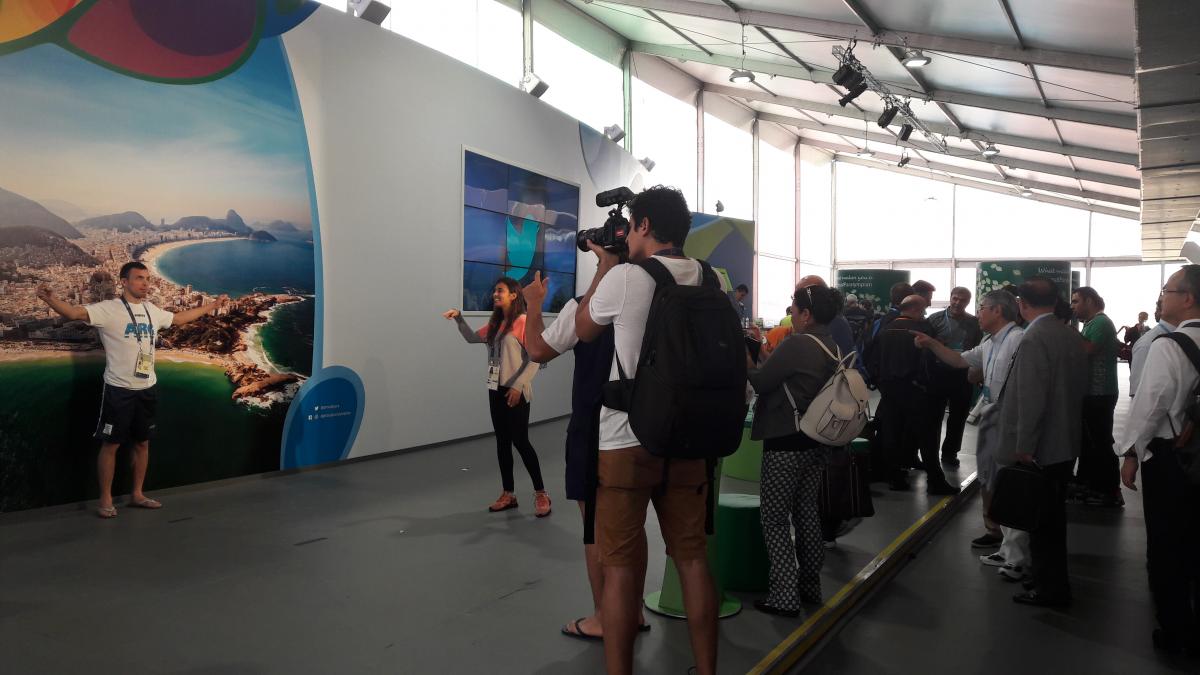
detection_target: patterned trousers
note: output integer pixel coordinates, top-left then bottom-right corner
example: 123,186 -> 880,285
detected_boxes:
760,448 -> 827,612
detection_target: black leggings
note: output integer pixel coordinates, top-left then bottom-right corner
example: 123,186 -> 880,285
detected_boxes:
488,387 -> 544,492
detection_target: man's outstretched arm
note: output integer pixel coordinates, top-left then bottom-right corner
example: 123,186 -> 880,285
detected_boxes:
36,286 -> 89,322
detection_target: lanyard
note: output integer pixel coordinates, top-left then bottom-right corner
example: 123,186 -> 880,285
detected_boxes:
983,325 -> 1013,401
653,247 -> 685,257
120,298 -> 154,348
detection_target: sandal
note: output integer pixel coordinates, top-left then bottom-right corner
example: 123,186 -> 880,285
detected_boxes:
129,497 -> 162,509
96,505 -> 117,519
561,618 -> 602,642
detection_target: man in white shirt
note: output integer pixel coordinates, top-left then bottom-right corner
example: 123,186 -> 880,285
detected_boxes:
575,186 -> 717,675
1129,298 -> 1175,397
1116,265 -> 1200,655
916,289 -> 1029,579
37,261 -> 227,519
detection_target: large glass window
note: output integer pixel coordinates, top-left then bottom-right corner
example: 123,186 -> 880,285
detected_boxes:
835,162 -> 954,261
631,78 -> 697,208
1087,263 -> 1163,333
760,256 -> 797,326
1089,212 -> 1142,258
703,113 -> 752,219
389,0 -> 523,87
758,136 -> 796,258
955,187 -> 1089,259
798,146 -> 832,268
533,22 -> 623,133
895,267 -> 954,305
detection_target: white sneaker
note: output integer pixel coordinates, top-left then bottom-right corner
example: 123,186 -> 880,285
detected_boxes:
997,563 -> 1026,581
979,552 -> 1006,567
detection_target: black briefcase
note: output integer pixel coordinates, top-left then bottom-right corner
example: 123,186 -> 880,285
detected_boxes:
987,463 -> 1046,532
820,446 -> 876,521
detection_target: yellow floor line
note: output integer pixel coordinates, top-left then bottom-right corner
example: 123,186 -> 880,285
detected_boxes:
747,472 -> 978,675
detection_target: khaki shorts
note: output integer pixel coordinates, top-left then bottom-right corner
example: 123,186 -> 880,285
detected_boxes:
595,446 -> 709,567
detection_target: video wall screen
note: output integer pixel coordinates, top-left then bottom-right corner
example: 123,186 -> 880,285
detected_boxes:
463,150 -> 579,312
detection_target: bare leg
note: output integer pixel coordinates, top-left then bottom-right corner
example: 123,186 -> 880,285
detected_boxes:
130,440 -> 151,502
676,557 -> 718,675
570,502 -> 648,637
97,442 -> 119,509
600,564 -> 643,675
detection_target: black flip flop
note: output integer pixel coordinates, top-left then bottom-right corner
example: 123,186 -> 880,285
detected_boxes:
561,618 -> 602,642
639,623 -> 652,633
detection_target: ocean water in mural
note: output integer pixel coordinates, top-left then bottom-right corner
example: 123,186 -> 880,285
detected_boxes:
0,8 -> 319,512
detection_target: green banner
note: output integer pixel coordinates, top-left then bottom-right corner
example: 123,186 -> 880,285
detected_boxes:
977,261 -> 1072,305
835,269 -> 912,312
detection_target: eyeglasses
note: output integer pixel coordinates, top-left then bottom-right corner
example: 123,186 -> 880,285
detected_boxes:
1161,286 -> 1190,296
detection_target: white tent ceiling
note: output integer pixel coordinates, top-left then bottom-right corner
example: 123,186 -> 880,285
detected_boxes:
565,0 -> 1172,249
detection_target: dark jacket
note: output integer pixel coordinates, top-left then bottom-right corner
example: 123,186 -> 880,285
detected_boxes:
873,316 -> 936,387
748,324 -> 838,441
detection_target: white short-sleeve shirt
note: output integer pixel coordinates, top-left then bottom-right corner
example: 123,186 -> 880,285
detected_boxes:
587,256 -> 703,450
85,298 -> 174,390
541,298 -> 579,355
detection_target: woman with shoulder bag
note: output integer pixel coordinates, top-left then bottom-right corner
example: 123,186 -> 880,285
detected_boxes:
747,284 -> 842,617
443,277 -> 550,517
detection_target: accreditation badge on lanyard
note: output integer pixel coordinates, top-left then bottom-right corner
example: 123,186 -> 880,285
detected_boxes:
487,340 -> 501,391
123,299 -> 155,379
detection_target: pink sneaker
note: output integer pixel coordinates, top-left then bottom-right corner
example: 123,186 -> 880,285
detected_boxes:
534,491 -> 552,518
488,492 -> 518,512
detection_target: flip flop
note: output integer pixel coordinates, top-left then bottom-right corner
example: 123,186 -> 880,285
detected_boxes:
561,618 -> 602,642
129,498 -> 162,509
96,506 -> 117,519
638,623 -> 652,633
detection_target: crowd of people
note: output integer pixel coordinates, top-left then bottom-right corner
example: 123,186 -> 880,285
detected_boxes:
40,185 -> 1198,672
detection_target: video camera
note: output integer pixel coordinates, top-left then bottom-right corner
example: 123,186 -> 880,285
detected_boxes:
576,187 -> 634,253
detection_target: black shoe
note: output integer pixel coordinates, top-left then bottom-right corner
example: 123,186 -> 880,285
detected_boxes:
971,532 -> 1003,549
754,599 -> 800,617
941,456 -> 961,468
1012,590 -> 1071,607
928,481 -> 961,496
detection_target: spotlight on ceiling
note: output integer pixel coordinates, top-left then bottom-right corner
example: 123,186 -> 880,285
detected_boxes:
729,69 -> 755,84
522,72 -> 549,98
715,200 -> 725,213
603,124 -> 626,143
838,81 -> 868,107
832,64 -> 856,86
856,148 -> 874,158
897,124 -> 914,142
877,106 -> 898,128
902,49 -> 931,68
1019,186 -> 1034,198
981,142 -> 1000,158
639,157 -> 656,172
348,0 -> 391,24
898,152 -> 911,168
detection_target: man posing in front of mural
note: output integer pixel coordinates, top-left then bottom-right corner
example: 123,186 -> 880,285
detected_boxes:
36,262 -> 228,519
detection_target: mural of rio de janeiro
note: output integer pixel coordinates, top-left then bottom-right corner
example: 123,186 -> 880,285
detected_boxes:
0,0 -> 320,512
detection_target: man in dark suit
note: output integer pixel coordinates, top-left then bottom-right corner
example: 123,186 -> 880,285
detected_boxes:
999,277 -> 1087,606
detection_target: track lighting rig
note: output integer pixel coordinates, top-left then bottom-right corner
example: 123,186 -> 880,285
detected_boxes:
832,45 -> 949,155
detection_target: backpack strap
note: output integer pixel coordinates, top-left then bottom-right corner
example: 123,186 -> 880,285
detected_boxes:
1156,332 -> 1200,396
697,259 -> 721,290
582,403 -> 603,545
638,256 -> 677,288
802,333 -> 852,367
704,457 -> 716,535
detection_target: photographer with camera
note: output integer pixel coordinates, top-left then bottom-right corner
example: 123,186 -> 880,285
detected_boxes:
575,186 -> 729,675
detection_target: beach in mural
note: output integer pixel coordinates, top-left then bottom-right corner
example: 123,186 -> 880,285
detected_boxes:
0,37 -> 318,512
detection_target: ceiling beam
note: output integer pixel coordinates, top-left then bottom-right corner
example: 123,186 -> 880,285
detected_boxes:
702,83 -> 1139,165
759,112 -> 1138,189
800,138 -> 1139,216
628,42 -> 1136,129
599,0 -> 1134,75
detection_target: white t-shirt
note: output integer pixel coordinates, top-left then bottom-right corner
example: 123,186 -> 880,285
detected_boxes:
85,298 -> 174,390
587,256 -> 704,450
541,298 -> 580,355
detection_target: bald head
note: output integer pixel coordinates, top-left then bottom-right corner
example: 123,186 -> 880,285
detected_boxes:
900,294 -> 928,319
798,275 -> 827,289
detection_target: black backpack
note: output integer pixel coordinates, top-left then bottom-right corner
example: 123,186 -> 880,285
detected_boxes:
603,258 -> 748,460
1152,332 -> 1200,485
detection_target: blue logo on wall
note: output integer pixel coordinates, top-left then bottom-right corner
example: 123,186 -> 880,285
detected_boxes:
280,366 -> 365,470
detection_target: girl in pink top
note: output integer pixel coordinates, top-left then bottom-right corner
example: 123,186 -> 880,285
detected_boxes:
444,277 -> 550,516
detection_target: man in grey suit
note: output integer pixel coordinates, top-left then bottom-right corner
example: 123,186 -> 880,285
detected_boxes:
999,276 -> 1087,607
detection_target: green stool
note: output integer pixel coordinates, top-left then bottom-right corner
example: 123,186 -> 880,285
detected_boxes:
645,460 -> 742,619
713,493 -> 769,592
722,414 -> 762,482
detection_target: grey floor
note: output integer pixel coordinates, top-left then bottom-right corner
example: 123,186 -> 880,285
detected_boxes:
803,364 -> 1191,675
1,410 -> 977,675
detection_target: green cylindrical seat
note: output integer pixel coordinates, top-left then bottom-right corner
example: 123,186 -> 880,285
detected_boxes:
713,493 -> 769,592
722,413 -> 763,482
